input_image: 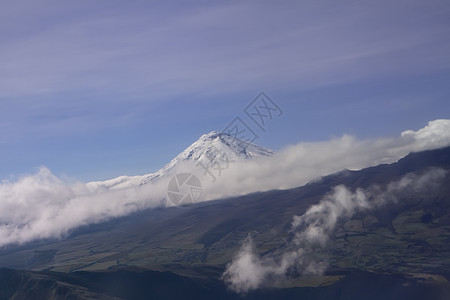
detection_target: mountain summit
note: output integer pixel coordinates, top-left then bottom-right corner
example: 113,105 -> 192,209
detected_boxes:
174,131 -> 273,161
87,131 -> 273,190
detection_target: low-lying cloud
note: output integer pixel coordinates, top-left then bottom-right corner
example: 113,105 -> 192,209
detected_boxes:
0,119 -> 449,247
222,168 -> 448,294
199,119 -> 450,200
0,168 -> 168,247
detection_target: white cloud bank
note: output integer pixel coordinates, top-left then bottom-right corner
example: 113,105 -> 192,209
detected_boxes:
222,168 -> 448,294
200,119 -> 450,199
0,169 -> 168,247
0,119 -> 450,247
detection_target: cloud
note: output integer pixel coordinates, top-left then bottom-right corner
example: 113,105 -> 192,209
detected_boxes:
199,119 -> 450,200
0,167 -> 168,247
1,0 -> 449,99
0,119 -> 449,248
401,119 -> 450,151
222,168 -> 448,294
1,0 -> 449,181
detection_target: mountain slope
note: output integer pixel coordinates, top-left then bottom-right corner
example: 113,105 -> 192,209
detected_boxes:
1,147 -> 449,273
1,147 -> 450,299
87,131 -> 273,190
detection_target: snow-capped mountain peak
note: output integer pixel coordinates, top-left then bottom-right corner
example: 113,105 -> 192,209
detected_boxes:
87,131 -> 273,190
176,131 -> 273,161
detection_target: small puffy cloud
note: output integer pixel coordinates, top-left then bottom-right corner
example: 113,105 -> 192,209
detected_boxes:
221,237 -> 266,294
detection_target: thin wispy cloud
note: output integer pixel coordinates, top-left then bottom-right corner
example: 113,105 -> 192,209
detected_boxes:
1,0 -> 449,98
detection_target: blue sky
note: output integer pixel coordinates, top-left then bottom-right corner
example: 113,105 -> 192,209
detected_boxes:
1,0 -> 449,181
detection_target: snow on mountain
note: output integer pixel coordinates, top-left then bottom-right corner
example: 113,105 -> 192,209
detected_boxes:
87,131 -> 273,190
